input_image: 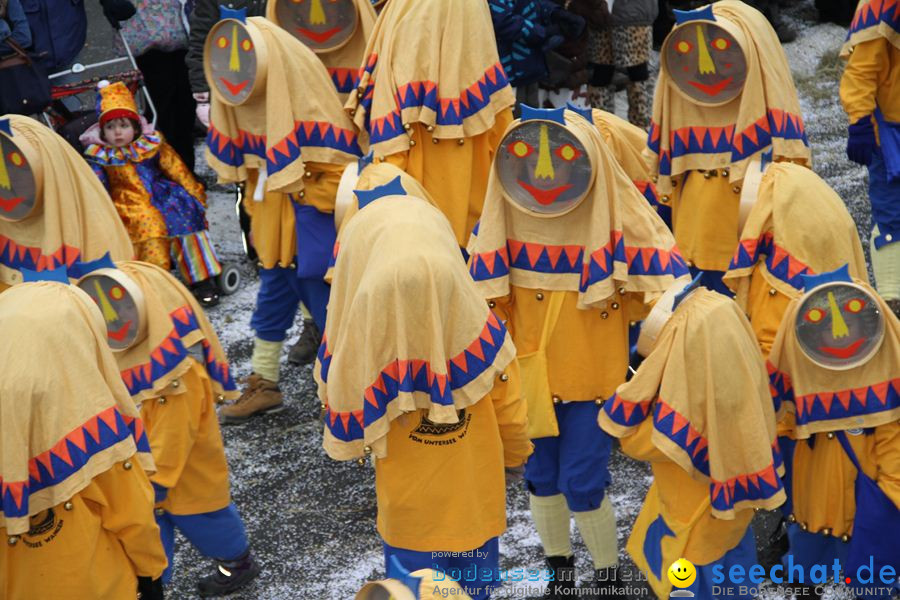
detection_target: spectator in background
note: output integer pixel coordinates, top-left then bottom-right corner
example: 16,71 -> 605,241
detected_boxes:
0,0 -> 32,55
185,0 -> 266,128
489,0 -> 561,109
121,0 -> 198,172
24,0 -> 135,71
588,0 -> 657,129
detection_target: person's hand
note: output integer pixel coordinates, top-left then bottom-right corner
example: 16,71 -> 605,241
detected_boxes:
194,92 -> 211,128
555,10 -> 586,39
99,0 -> 136,29
846,116 -> 876,167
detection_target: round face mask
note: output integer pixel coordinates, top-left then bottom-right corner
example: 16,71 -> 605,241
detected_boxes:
795,282 -> 885,370
497,121 -> 592,216
275,0 -> 359,52
0,131 -> 39,222
664,21 -> 747,105
77,270 -> 146,351
207,20 -> 259,105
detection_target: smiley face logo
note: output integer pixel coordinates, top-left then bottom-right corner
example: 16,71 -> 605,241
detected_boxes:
77,269 -> 147,351
496,120 -> 592,216
663,19 -> 747,106
273,0 -> 359,52
667,558 -> 696,588
0,127 -> 40,222
794,281 -> 884,370
205,19 -> 261,105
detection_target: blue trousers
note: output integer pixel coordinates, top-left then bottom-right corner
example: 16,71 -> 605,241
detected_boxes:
383,537 -> 500,600
156,503 -> 250,584
250,265 -> 329,341
687,526 -> 757,599
524,402 -> 612,512
869,147 -> 900,250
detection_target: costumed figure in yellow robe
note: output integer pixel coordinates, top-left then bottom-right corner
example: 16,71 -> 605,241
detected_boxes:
74,259 -> 260,597
646,0 -> 811,294
344,0 -> 515,248
840,0 -> 900,318
316,194 -> 531,600
265,0 -> 376,102
80,81 -> 224,308
204,8 -> 361,421
467,106 -> 689,598
723,162 -> 868,357
767,265 -> 900,600
0,282 -> 165,600
0,116 -> 133,293
599,279 -> 785,599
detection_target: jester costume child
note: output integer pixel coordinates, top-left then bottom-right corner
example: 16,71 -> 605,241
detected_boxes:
467,106 -> 688,597
0,282 -> 165,600
646,1 -> 811,292
0,116 -> 133,293
265,0 -> 376,101
723,162 -> 868,356
840,0 -> 900,317
317,195 -> 531,600
74,260 -> 259,596
204,11 -> 361,421
81,81 -> 224,307
600,282 -> 785,599
344,0 -> 515,247
768,266 -> 900,599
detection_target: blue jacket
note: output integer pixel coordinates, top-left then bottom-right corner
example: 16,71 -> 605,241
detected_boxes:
21,0 -> 87,70
0,0 -> 33,56
489,0 -> 556,87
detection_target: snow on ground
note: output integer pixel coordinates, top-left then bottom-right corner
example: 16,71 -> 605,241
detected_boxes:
166,5 -> 873,599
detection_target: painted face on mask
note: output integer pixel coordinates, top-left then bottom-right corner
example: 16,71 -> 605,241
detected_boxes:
207,20 -> 259,105
77,270 -> 146,351
0,130 -> 39,222
274,0 -> 359,52
795,282 -> 885,370
496,120 -> 592,216
664,21 -> 747,105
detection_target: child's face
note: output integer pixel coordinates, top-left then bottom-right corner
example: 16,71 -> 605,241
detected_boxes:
103,118 -> 136,147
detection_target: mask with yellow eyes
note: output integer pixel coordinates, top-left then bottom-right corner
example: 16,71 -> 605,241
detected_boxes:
205,19 -> 268,105
271,0 -> 359,52
496,111 -> 593,216
0,125 -> 42,222
662,17 -> 748,106
77,269 -> 147,351
794,281 -> 885,370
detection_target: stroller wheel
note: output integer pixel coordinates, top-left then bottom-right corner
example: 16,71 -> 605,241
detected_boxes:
217,263 -> 242,295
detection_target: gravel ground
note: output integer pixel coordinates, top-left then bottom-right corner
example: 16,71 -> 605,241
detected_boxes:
77,2 -> 874,598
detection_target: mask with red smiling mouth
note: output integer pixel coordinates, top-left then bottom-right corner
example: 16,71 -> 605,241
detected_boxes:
0,122 -> 41,223
496,108 -> 593,216
663,17 -> 748,106
205,19 -> 266,106
794,280 -> 885,370
77,269 -> 147,352
272,0 -> 359,53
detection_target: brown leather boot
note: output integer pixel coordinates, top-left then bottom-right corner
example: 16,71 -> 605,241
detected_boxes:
219,374 -> 284,424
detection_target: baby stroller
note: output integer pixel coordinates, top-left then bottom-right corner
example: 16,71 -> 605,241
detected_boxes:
40,28 -> 242,297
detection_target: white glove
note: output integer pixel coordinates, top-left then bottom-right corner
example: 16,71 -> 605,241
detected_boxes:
193,92 -> 210,128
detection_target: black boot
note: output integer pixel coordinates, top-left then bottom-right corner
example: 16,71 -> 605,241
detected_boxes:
287,318 -> 321,365
190,278 -> 220,308
544,555 -> 576,599
197,549 -> 261,597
